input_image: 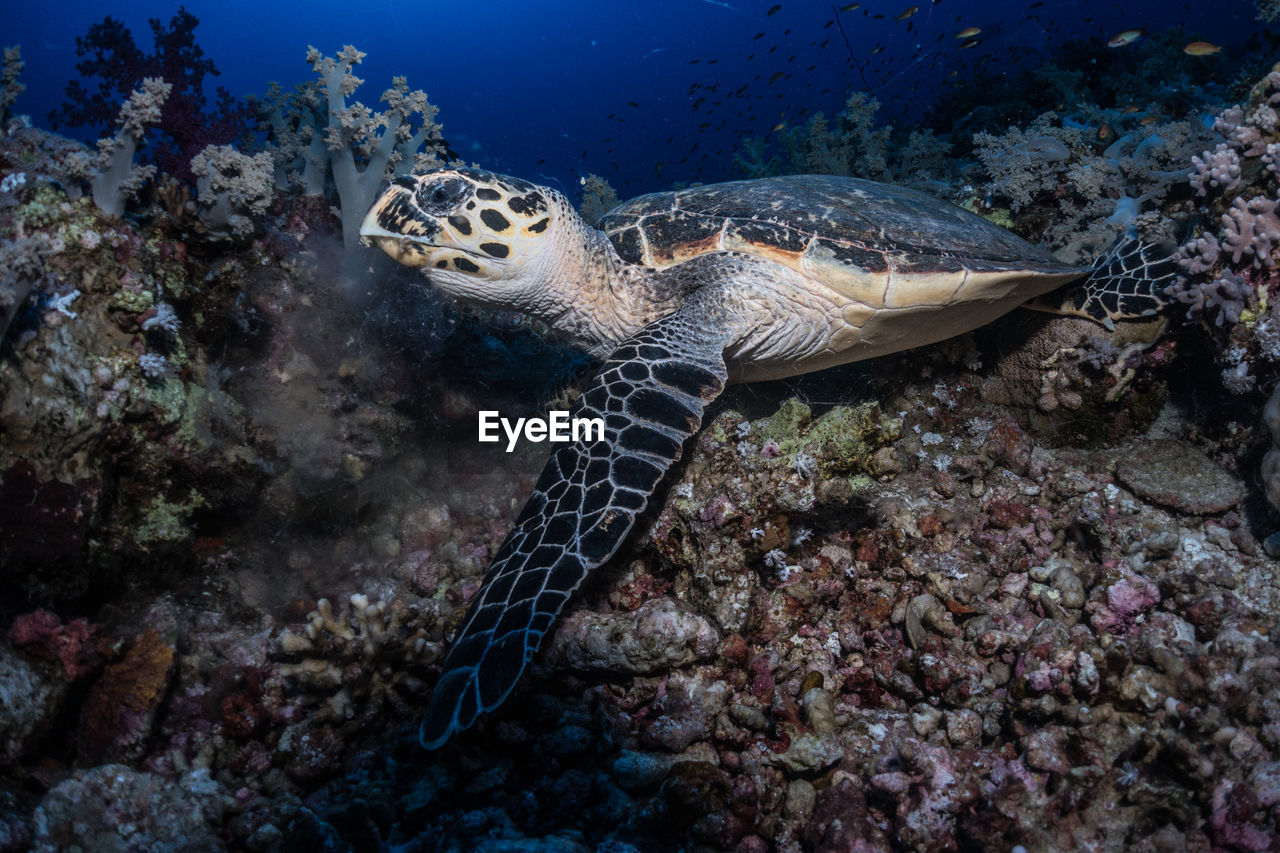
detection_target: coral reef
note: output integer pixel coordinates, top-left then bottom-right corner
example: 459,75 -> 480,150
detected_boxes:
1165,72 -> 1280,395
1,27 -> 1279,853
283,375 -> 1280,851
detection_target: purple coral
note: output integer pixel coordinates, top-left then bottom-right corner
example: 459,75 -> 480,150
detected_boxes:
1190,143 -> 1241,195
1089,574 -> 1161,635
1172,268 -> 1250,325
1220,195 -> 1280,268
1215,106 -> 1268,158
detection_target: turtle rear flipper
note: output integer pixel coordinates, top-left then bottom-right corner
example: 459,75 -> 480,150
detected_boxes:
420,307 -> 731,749
1029,238 -> 1181,330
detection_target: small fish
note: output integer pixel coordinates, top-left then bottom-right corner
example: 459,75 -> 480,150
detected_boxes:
1184,40 -> 1221,55
772,121 -> 786,131
898,5 -> 918,20
766,4 -> 781,14
1107,28 -> 1144,48
1096,123 -> 1113,142
840,2 -> 860,9
958,38 -> 979,49
1120,104 -> 1141,113
955,26 -> 981,38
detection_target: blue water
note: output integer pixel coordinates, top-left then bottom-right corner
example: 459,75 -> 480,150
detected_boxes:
6,0 -> 1269,196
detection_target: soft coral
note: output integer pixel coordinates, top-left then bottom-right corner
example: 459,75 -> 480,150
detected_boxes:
48,6 -> 251,182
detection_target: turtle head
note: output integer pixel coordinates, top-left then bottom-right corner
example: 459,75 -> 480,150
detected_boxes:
360,168 -> 570,302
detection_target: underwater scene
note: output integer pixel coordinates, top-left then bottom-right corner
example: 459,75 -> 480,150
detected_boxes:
4,0 -> 1280,850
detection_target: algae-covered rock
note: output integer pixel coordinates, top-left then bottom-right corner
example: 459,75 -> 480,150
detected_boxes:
550,596 -> 719,675
1115,439 -> 1244,514
32,765 -> 224,853
0,644 -> 64,764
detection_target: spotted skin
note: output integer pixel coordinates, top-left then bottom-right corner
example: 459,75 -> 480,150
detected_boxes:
419,301 -> 730,749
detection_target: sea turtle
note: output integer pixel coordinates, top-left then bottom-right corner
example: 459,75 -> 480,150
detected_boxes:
360,168 -> 1175,748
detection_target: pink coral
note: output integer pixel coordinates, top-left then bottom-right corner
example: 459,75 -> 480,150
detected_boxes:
1221,195 -> 1280,268
1089,575 -> 1161,635
8,609 -> 98,680
1190,143 -> 1242,195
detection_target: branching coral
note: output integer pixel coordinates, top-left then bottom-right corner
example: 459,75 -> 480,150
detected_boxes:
253,80 -> 329,194
1169,70 -> 1280,394
734,91 -> 951,187
967,106 -> 1205,263
1220,195 -> 1280,268
801,92 -> 892,179
276,594 -> 432,724
1191,143 -> 1243,195
973,121 -> 1084,212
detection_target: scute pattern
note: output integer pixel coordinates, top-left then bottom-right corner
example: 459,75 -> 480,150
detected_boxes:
599,174 -> 1078,281
1064,238 -> 1180,325
419,306 -> 731,749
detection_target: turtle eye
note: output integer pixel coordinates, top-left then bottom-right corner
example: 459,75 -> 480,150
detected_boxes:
417,177 -> 471,214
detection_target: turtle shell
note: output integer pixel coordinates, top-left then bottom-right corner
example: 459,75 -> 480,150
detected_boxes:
598,174 -> 1086,312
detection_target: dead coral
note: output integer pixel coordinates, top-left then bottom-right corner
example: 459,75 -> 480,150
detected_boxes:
275,593 -> 432,726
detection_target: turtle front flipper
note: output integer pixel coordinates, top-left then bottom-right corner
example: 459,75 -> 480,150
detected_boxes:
420,308 -> 731,749
1029,237 -> 1182,330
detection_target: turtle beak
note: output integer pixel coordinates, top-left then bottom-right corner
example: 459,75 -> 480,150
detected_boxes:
360,178 -> 441,268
